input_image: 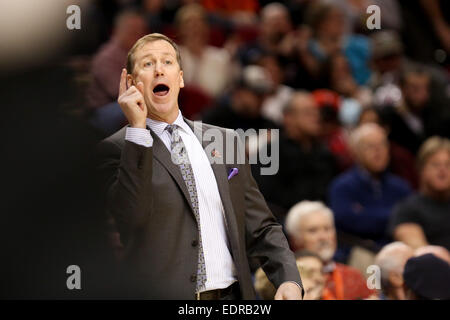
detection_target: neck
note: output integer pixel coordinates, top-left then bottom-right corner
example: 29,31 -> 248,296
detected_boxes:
147,108 -> 179,124
359,166 -> 383,180
421,186 -> 450,202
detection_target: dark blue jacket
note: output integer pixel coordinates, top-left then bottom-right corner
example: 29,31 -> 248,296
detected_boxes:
329,167 -> 411,242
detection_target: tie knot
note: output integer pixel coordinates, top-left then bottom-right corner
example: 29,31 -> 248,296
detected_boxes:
166,124 -> 180,142
166,124 -> 176,134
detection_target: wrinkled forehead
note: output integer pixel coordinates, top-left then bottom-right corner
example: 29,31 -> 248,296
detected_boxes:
301,210 -> 334,229
134,40 -> 177,61
360,129 -> 387,144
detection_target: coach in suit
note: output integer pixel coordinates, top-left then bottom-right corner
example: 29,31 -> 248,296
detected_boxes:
97,33 -> 303,300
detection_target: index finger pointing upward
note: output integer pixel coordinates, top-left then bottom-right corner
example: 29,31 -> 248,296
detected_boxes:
119,68 -> 127,96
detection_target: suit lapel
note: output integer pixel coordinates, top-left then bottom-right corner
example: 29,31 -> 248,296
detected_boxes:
148,127 -> 196,215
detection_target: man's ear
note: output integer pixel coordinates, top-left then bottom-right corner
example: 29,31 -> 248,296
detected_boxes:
179,70 -> 184,88
127,74 -> 134,88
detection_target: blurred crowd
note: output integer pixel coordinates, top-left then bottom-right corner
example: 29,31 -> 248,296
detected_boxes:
63,0 -> 450,300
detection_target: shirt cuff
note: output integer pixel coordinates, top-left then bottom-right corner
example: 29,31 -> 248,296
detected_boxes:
125,127 -> 153,147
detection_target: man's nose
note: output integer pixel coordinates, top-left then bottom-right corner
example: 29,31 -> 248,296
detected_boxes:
154,62 -> 164,76
318,230 -> 330,241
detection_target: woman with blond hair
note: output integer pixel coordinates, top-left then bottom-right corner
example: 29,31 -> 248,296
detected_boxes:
390,136 -> 450,251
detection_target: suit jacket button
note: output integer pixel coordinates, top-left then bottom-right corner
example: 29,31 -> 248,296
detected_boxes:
191,240 -> 198,247
190,274 -> 197,283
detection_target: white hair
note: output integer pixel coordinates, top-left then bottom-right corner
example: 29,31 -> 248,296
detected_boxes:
261,2 -> 289,19
350,123 -> 386,151
374,242 -> 413,291
285,201 -> 334,238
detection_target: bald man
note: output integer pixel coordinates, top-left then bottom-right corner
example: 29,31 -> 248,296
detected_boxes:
329,124 -> 411,257
375,242 -> 414,300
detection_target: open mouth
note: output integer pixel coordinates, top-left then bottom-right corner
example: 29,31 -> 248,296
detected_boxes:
153,84 -> 170,96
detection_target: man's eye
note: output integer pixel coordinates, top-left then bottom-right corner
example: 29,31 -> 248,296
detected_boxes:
144,62 -> 152,66
165,60 -> 172,64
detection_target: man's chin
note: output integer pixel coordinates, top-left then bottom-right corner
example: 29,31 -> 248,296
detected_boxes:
148,103 -> 178,120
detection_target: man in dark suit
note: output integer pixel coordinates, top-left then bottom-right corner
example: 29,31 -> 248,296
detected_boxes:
97,33 -> 303,300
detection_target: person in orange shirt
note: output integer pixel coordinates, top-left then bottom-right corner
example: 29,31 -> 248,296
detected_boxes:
285,201 -> 376,299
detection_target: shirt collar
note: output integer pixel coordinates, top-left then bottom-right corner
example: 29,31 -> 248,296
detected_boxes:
146,110 -> 191,137
355,166 -> 387,183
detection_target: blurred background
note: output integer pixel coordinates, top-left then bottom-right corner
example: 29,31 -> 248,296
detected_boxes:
1,0 -> 449,299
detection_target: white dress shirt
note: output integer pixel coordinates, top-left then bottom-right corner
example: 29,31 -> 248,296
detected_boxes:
125,110 -> 237,292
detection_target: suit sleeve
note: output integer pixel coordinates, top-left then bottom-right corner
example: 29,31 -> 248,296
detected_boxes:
96,137 -> 153,245
237,134 -> 303,292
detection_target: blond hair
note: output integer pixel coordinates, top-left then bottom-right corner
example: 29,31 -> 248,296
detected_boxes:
126,33 -> 182,74
416,136 -> 450,171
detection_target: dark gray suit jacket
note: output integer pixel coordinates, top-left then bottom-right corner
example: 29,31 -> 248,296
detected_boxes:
97,119 -> 302,299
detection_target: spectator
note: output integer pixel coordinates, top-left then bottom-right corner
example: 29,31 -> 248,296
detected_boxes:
202,65 -> 277,131
258,54 -> 294,126
369,30 -> 404,108
390,136 -> 450,250
369,31 -> 450,115
380,66 -> 450,154
318,53 -> 373,116
86,10 -> 148,134
358,107 -> 418,189
403,253 -> 450,300
374,242 -> 414,300
86,10 -> 148,109
285,201 -> 374,300
237,2 -> 293,66
312,89 -> 353,172
380,68 -> 430,154
329,123 -> 411,254
255,250 -> 325,300
253,91 -> 336,212
304,1 -> 372,85
175,3 -> 232,98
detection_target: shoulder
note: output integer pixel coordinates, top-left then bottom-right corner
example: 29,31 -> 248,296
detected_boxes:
385,173 -> 411,193
394,193 -> 422,211
330,168 -> 358,190
97,125 -> 128,152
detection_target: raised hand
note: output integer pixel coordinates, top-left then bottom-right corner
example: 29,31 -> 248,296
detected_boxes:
117,68 -> 147,128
